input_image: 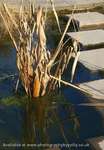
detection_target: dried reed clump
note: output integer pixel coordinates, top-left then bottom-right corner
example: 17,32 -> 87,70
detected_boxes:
0,2 -> 80,98
16,6 -> 51,97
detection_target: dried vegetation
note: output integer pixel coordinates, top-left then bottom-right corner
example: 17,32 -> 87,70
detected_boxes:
0,1 -> 82,98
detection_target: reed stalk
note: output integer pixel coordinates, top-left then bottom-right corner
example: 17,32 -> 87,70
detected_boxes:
0,1 -> 81,98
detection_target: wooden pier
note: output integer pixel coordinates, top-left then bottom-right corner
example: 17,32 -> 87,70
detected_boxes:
79,48 -> 104,71
79,79 -> 104,99
64,8 -> 104,101
66,30 -> 104,49
64,12 -> 104,29
87,136 -> 104,150
0,0 -> 104,11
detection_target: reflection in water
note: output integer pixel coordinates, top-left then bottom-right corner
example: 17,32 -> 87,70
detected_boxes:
0,42 -> 17,73
22,93 -> 80,148
0,44 -> 11,57
0,42 -> 17,98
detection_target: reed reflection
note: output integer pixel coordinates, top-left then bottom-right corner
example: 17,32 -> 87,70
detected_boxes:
22,93 -> 80,147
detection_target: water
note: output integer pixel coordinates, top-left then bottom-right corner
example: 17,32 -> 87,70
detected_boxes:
0,40 -> 104,150
0,43 -> 17,98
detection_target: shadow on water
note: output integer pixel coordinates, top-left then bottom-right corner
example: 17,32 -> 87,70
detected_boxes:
0,91 -> 103,150
62,58 -> 104,85
63,87 -> 104,140
0,45 -> 17,73
0,42 -> 18,98
22,93 -> 80,149
74,62 -> 104,84
0,93 -> 80,150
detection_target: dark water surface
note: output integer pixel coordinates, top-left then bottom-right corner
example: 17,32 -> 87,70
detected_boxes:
0,41 -> 104,150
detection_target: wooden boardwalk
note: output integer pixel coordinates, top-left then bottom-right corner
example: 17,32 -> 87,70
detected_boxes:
64,12 -> 104,100
79,79 -> 104,99
66,29 -> 104,49
1,0 -> 104,10
87,136 -> 104,150
79,48 -> 104,71
64,12 -> 104,29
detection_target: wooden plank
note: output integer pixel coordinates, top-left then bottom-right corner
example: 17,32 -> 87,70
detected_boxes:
87,136 -> 104,150
64,12 -> 104,29
79,79 -> 104,100
66,30 -> 104,49
79,103 -> 104,107
79,48 -> 104,71
1,0 -> 104,10
3,0 -> 104,6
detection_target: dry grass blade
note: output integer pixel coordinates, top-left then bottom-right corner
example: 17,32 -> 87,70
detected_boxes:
3,3 -> 20,34
19,0 -> 24,20
0,10 -> 18,52
66,47 -> 73,67
70,51 -> 80,82
44,0 -> 49,22
36,7 -> 43,33
50,74 -> 89,94
39,23 -> 46,48
29,0 -> 32,18
48,5 -> 76,68
50,0 -> 61,34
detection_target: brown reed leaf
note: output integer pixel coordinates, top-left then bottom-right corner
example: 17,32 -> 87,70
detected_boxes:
36,7 -> 43,33
39,23 -> 46,48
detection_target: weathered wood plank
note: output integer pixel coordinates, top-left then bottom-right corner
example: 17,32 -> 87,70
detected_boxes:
79,79 -> 104,100
87,136 -> 104,150
64,12 -> 104,29
66,30 -> 104,49
0,0 -> 104,10
79,48 -> 104,71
